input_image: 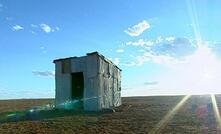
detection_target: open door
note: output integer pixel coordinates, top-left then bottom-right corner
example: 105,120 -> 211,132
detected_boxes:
71,72 -> 84,100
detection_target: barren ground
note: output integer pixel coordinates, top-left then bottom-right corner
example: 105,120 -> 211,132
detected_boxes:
0,95 -> 221,134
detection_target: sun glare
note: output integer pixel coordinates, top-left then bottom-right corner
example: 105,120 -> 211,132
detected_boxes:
182,41 -> 221,94
150,95 -> 191,134
211,94 -> 221,132
157,43 -> 221,95
184,0 -> 221,94
154,0 -> 221,95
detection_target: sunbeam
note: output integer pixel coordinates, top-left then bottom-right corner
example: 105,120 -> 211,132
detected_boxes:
186,0 -> 202,47
211,94 -> 221,132
149,95 -> 191,134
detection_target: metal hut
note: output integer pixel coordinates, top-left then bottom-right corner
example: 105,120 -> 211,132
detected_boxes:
53,52 -> 122,111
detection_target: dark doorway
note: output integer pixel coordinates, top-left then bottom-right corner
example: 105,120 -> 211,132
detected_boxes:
71,72 -> 84,100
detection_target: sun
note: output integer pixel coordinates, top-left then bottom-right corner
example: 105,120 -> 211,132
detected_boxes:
179,44 -> 221,94
155,42 -> 221,95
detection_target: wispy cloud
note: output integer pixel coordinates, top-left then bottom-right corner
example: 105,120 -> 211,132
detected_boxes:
165,36 -> 175,42
113,58 -> 120,65
155,36 -> 163,44
152,37 -> 196,58
121,61 -> 136,67
32,70 -> 55,77
144,81 -> 158,85
126,39 -> 154,47
6,17 -> 13,21
12,25 -> 24,31
123,36 -> 196,67
40,24 -> 52,33
0,3 -> 7,12
39,24 -> 60,33
55,27 -> 60,31
40,46 -> 47,53
109,58 -> 120,65
116,49 -> 124,53
124,20 -> 150,37
0,3 -> 3,12
31,24 -> 38,28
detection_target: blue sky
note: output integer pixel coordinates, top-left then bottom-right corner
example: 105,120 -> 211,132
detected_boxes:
1,0 -> 221,99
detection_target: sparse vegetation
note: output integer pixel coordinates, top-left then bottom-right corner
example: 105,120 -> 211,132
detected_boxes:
0,96 -> 221,133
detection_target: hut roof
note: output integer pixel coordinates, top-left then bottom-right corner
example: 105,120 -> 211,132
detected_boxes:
53,51 -> 122,71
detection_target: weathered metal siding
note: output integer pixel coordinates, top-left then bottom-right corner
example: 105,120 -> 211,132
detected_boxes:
84,55 -> 99,111
55,53 -> 121,111
55,62 -> 72,106
97,57 -> 122,109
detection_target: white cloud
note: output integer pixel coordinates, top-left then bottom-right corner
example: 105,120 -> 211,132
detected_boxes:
39,24 -> 60,33
40,46 -> 47,53
126,39 -> 154,47
108,58 -> 120,66
113,58 -> 120,65
165,36 -> 175,42
55,27 -> 60,31
30,31 -> 37,34
31,24 -> 38,28
155,36 -> 163,44
116,49 -> 124,53
153,37 -> 195,57
109,58 -> 120,66
135,50 -> 181,66
12,25 -> 24,31
123,37 -> 179,66
136,53 -> 152,66
122,61 -> 136,67
124,20 -> 150,37
149,54 -> 177,64
6,17 -> 13,21
123,49 -> 179,67
32,70 -> 55,77
144,81 -> 158,85
40,24 -> 52,33
122,36 -> 196,68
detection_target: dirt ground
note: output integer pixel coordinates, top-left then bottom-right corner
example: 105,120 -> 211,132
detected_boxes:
0,99 -> 53,113
0,95 -> 221,134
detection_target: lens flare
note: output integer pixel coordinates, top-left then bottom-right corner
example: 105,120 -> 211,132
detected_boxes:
149,95 -> 191,134
211,94 -> 221,132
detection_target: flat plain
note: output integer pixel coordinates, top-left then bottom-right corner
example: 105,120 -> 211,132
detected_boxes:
0,95 -> 221,134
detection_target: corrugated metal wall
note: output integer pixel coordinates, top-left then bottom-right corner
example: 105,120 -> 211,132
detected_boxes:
55,54 -> 121,111
98,56 -> 121,109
